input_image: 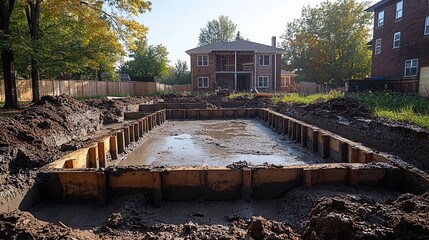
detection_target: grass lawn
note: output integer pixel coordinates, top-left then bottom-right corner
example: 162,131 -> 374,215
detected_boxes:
349,92 -> 429,129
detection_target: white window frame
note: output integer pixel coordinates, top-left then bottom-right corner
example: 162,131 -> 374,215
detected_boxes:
425,16 -> 429,35
197,55 -> 208,66
404,59 -> 418,77
393,32 -> 400,48
257,76 -> 269,88
396,1 -> 403,19
378,11 -> 384,27
259,55 -> 270,66
281,76 -> 291,87
197,77 -> 209,88
375,38 -> 382,55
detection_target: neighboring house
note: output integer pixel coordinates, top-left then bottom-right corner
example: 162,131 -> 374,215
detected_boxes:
280,70 -> 298,92
120,74 -> 131,81
365,0 -> 429,80
186,38 -> 284,92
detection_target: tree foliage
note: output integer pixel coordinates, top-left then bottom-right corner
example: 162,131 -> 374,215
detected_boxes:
159,59 -> 191,85
120,39 -> 169,80
198,15 -> 237,46
280,0 -> 372,85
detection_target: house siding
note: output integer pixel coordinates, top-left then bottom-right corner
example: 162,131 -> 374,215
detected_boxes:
371,0 -> 429,79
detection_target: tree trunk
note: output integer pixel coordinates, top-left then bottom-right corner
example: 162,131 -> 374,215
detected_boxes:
1,0 -> 18,108
26,0 -> 41,102
1,49 -> 18,108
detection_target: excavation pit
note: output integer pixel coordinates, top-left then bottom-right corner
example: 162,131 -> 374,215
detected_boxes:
120,119 -> 319,167
40,108 -> 429,207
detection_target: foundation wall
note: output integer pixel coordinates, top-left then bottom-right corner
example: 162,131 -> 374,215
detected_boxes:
40,108 -> 429,207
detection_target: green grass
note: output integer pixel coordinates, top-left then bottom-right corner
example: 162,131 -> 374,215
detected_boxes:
349,92 -> 429,129
228,92 -> 254,99
272,90 -> 344,105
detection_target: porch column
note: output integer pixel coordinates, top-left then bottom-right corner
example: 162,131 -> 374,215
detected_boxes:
254,53 -> 257,90
234,51 -> 237,91
274,54 -> 277,91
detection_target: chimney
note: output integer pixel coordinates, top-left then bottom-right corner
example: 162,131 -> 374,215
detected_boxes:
271,36 -> 276,47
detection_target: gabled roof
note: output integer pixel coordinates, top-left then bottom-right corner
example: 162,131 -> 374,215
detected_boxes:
186,39 -> 284,55
365,0 -> 390,12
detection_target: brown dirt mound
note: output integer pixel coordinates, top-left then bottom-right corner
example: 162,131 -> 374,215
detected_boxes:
0,95 -> 101,173
85,96 -> 156,124
302,97 -> 372,119
0,211 -> 96,239
302,192 -> 429,240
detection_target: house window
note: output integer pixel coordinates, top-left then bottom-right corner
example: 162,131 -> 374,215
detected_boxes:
257,76 -> 269,88
404,59 -> 418,76
198,77 -> 209,88
259,55 -> 270,66
375,38 -> 381,55
281,76 -> 291,87
396,1 -> 403,19
197,55 -> 208,66
393,32 -> 400,48
378,11 -> 384,27
425,16 -> 429,35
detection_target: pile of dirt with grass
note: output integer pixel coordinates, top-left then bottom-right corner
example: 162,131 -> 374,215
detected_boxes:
302,192 -> 429,240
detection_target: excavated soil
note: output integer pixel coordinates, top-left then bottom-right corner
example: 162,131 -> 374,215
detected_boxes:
0,94 -> 428,239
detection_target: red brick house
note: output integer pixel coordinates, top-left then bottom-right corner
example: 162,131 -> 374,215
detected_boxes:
280,70 -> 298,92
365,0 -> 429,80
186,38 -> 284,92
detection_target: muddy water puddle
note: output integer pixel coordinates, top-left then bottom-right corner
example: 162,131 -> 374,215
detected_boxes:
119,120 -> 320,167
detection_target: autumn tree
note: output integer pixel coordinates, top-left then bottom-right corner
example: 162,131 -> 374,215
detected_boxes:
120,39 -> 169,80
198,15 -> 238,46
280,0 -> 372,85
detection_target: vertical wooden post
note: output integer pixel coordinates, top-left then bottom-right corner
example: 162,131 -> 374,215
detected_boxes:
98,142 -> 106,168
321,135 -> 330,158
301,125 -> 308,147
348,146 -> 359,163
89,146 -> 99,168
123,127 -> 130,147
312,130 -> 319,153
96,171 -> 107,206
110,135 -> 118,159
242,168 -> 252,202
339,142 -> 348,163
153,172 -> 162,208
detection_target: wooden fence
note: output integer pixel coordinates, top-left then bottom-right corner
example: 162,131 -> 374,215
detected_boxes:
0,79 -> 192,102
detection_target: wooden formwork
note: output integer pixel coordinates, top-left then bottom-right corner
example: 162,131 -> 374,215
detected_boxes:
42,108 -> 429,207
42,163 -> 426,207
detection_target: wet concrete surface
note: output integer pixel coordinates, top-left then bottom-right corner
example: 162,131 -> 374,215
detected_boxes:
119,120 -> 321,167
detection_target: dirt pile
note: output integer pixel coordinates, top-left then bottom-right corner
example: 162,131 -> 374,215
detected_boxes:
101,195 -> 299,239
302,192 -> 429,240
0,210 -> 96,239
86,96 -> 155,124
0,95 -> 101,174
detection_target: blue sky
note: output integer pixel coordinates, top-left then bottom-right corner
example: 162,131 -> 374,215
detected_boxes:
137,0 -> 377,66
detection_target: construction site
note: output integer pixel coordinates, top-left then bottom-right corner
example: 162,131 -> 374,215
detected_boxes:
0,94 -> 428,239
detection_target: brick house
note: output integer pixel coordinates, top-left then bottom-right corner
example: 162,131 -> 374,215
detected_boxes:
365,0 -> 429,80
280,70 -> 298,92
186,38 -> 284,92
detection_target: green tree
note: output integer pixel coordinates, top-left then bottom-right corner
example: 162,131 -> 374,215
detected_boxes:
198,15 -> 237,46
120,40 -> 169,80
280,0 -> 372,85
160,59 -> 191,85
